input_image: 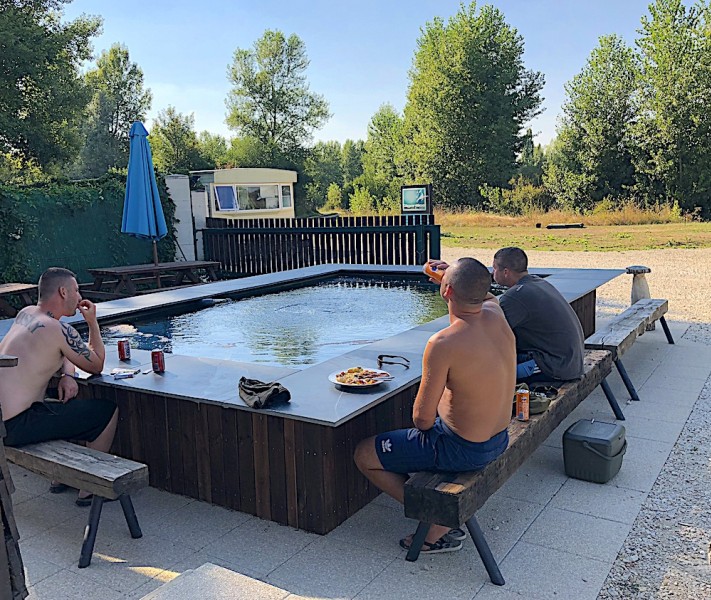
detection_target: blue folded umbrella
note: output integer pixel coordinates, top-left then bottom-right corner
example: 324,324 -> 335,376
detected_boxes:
122,121 -> 167,263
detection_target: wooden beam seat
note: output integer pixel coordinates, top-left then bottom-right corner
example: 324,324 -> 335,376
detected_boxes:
585,298 -> 673,402
403,349 -> 614,585
5,441 -> 148,568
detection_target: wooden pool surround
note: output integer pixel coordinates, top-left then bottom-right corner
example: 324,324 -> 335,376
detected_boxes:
7,264 -> 623,534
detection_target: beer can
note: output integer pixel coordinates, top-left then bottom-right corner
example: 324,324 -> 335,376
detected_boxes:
516,385 -> 530,422
151,349 -> 165,373
117,339 -> 131,362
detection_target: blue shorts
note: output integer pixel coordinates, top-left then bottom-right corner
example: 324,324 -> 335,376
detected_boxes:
375,417 -> 508,474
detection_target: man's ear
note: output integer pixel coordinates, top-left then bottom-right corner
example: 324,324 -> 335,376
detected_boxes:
441,284 -> 454,299
57,285 -> 67,299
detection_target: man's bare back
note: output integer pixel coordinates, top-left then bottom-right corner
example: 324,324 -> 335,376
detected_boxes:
0,273 -> 105,421
432,301 -> 515,442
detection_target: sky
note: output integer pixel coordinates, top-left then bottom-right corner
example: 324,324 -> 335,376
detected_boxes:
61,0 -> 657,147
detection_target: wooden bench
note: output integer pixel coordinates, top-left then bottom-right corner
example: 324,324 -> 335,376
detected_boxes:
5,440 -> 148,568
585,299 -> 674,402
403,349 -> 616,585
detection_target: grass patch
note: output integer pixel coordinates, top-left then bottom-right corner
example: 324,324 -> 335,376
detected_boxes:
440,222 -> 711,252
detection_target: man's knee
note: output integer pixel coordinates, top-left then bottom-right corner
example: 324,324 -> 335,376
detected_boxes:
354,437 -> 379,471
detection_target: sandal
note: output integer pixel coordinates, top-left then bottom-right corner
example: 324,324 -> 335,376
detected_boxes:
49,482 -> 70,494
399,535 -> 462,554
446,527 -> 467,541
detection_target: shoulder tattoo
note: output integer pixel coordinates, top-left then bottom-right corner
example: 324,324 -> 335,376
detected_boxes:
14,311 -> 45,334
60,323 -> 92,361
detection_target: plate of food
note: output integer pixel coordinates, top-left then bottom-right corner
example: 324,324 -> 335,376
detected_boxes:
328,367 -> 392,388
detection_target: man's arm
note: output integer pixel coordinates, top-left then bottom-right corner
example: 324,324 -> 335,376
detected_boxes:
57,300 -> 105,374
412,335 -> 449,430
58,322 -> 104,374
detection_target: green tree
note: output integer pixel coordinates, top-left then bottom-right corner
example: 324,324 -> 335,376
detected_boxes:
324,182 -> 343,210
341,139 -> 364,188
544,35 -> 638,208
517,129 -> 545,186
304,140 -> 342,208
631,0 -> 711,215
74,43 -> 152,177
149,107 -> 205,174
0,0 -> 101,170
348,185 -> 375,214
403,2 -> 544,208
197,131 -> 228,168
357,104 -> 405,208
226,30 -> 330,152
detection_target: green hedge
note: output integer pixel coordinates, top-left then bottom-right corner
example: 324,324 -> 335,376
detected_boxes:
0,172 -> 176,284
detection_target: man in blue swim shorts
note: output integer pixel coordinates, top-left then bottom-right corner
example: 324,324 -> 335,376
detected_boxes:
354,258 -> 516,554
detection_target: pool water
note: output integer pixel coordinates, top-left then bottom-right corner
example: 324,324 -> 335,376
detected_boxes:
102,277 -> 447,367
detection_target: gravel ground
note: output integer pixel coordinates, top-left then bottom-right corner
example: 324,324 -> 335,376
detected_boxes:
441,246 -> 711,599
441,247 -> 711,322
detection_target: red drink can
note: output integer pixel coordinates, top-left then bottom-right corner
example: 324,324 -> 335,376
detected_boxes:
151,349 -> 165,373
117,339 -> 131,362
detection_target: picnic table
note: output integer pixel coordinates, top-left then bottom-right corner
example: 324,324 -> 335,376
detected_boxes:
86,261 -> 220,299
0,284 -> 37,318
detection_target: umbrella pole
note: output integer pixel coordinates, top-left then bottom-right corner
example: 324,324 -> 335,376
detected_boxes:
152,241 -> 159,265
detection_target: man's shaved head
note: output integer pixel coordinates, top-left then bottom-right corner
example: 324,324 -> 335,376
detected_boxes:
38,267 -> 76,301
444,257 -> 492,305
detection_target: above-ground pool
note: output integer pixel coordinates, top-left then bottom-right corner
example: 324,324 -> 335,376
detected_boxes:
101,276 -> 448,367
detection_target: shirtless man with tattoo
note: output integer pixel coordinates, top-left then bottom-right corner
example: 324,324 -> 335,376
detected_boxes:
0,267 -> 117,506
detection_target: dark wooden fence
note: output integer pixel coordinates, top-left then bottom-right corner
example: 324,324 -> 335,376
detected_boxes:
202,215 -> 440,276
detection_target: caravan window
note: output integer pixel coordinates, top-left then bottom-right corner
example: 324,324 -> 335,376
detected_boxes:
214,186 -> 237,211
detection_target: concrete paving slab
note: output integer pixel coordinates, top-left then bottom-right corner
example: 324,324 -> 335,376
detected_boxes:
497,541 -> 611,600
139,498 -> 252,550
521,507 -> 631,563
474,584 -> 532,598
353,552 -> 486,600
550,478 -> 648,524
475,495 -> 545,560
267,536 -> 394,599
18,546 -> 63,587
496,445 -> 567,505
28,568 -> 124,600
621,395 -> 696,423
203,517 -> 319,578
610,414 -> 684,445
140,563 -> 291,600
611,437 -> 674,492
327,501 -> 413,556
13,495 -> 84,541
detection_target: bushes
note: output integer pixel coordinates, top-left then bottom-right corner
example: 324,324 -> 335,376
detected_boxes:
0,172 -> 176,284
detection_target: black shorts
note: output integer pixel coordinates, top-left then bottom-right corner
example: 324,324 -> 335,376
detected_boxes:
3,398 -> 117,447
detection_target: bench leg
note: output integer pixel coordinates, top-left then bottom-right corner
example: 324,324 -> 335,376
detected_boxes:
659,316 -> 675,344
79,496 -> 104,568
465,516 -> 505,586
119,494 -> 143,539
615,359 -> 640,402
404,521 -> 429,562
600,379 -> 625,420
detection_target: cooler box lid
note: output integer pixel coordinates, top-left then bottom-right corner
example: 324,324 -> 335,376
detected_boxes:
564,419 -> 626,455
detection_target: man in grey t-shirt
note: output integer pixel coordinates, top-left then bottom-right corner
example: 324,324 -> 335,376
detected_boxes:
492,247 -> 584,382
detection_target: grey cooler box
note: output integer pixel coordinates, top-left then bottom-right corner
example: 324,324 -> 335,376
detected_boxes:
563,419 -> 627,483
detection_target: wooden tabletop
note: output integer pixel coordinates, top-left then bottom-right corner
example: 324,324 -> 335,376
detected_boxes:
87,261 -> 219,276
0,283 -> 37,295
0,355 -> 18,368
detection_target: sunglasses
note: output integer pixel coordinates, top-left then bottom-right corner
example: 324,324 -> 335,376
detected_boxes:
377,354 -> 410,370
